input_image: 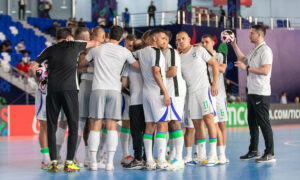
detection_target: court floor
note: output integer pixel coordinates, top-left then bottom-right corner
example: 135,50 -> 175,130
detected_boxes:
1,125 -> 300,180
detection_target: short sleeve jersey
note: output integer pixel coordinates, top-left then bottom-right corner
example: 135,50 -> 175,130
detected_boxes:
35,40 -> 87,93
135,46 -> 166,96
163,48 -> 186,97
125,51 -> 144,105
208,51 -> 227,97
85,43 -> 136,92
180,46 -> 212,94
246,42 -> 273,96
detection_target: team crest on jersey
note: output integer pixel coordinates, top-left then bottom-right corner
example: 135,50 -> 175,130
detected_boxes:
192,52 -> 197,58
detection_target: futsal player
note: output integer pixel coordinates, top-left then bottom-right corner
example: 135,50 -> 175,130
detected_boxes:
119,34 -> 136,165
135,28 -> 171,170
176,31 -> 220,167
84,26 -> 140,171
159,30 -> 186,170
202,34 -> 228,164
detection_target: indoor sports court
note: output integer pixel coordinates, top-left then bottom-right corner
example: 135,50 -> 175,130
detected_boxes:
1,0 -> 300,180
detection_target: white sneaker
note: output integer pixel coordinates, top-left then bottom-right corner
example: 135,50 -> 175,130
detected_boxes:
184,157 -> 197,166
97,160 -> 106,169
168,158 -> 184,171
198,156 -> 207,166
218,154 -> 227,165
156,161 -> 170,170
226,158 -> 230,163
145,161 -> 156,170
106,163 -> 114,171
89,162 -> 98,171
205,156 -> 218,167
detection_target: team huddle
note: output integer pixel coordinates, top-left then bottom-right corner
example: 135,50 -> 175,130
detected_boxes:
31,25 -> 229,172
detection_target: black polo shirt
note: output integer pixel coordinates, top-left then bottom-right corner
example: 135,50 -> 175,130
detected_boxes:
35,40 -> 87,93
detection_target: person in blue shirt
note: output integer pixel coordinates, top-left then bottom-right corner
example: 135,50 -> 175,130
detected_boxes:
123,8 -> 130,28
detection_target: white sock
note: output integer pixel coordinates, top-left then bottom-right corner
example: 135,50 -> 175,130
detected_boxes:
143,134 -> 153,162
175,137 -> 184,161
198,142 -> 207,159
106,130 -> 118,166
185,147 -> 192,160
84,146 -> 89,161
217,146 -> 225,156
88,130 -> 100,164
120,129 -> 130,158
43,152 -> 50,163
156,132 -> 167,163
209,142 -> 217,158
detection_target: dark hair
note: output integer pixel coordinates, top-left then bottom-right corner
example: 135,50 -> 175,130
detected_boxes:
251,24 -> 267,36
56,28 -> 72,40
125,34 -> 136,41
142,30 -> 152,43
75,27 -> 90,40
109,25 -> 124,41
133,39 -> 144,51
149,28 -> 166,37
164,30 -> 172,41
201,34 -> 214,41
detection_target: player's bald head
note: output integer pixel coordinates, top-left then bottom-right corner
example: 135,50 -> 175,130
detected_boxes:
92,26 -> 105,43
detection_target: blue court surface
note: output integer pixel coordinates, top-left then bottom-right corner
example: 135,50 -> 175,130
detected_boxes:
1,125 -> 300,180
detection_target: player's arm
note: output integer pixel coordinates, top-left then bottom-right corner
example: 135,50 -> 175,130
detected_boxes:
231,39 -> 247,63
77,52 -> 89,73
207,57 -> 219,96
218,53 -> 227,73
126,50 -> 141,71
86,40 -> 100,49
152,66 -> 171,106
166,66 -> 177,77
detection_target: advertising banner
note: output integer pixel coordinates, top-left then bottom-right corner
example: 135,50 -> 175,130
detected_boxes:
0,106 -> 8,136
226,103 -> 248,127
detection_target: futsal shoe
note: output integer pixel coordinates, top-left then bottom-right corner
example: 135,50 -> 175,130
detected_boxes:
123,159 -> 144,170
145,161 -> 157,170
41,161 -> 50,170
157,161 -> 170,170
240,151 -> 260,160
218,154 -> 227,165
48,162 -> 59,172
168,158 -> 184,171
121,155 -> 134,165
89,162 -> 98,171
226,158 -> 230,163
205,156 -> 218,167
255,153 -> 276,163
98,160 -> 106,169
184,157 -> 197,166
198,154 -> 208,166
106,163 -> 114,171
64,161 -> 80,172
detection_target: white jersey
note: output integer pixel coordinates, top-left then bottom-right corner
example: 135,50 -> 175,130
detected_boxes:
180,46 -> 212,94
163,48 -> 186,97
122,52 -> 144,105
246,42 -> 273,96
86,43 -> 136,92
80,49 -> 94,81
208,51 -> 227,97
135,46 -> 166,96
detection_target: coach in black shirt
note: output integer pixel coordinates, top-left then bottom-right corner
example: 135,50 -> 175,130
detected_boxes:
30,28 -> 99,172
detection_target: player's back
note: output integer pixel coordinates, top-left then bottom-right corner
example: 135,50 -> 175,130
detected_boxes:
91,43 -> 130,92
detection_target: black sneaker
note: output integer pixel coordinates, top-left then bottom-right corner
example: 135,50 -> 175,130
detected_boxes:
123,159 -> 144,170
256,153 -> 276,163
240,151 -> 260,160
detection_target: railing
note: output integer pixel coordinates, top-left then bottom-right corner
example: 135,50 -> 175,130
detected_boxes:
113,10 -> 300,30
0,61 -> 35,104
